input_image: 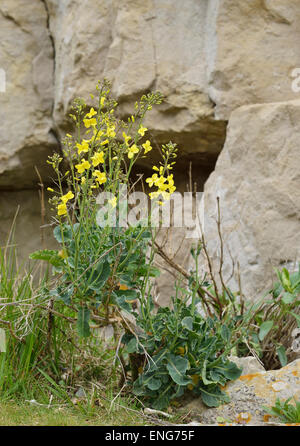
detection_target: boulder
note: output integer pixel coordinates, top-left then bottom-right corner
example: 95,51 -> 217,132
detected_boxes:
208,0 -> 300,119
183,358 -> 300,425
229,356 -> 265,375
202,99 -> 300,299
0,0 -> 56,189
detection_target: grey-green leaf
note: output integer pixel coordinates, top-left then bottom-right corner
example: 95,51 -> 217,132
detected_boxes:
276,345 -> 287,367
166,354 -> 191,386
259,321 -> 274,341
181,316 -> 193,331
77,307 -> 91,337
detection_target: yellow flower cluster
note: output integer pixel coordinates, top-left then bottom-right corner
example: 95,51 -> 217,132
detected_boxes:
76,140 -> 89,154
106,123 -> 116,138
138,125 -> 147,137
83,107 -> 97,129
124,126 -> 151,160
146,166 -> 176,201
142,140 -> 152,154
57,190 -> 74,216
75,159 -> 91,174
91,151 -> 105,167
127,144 -> 139,159
93,170 -> 107,184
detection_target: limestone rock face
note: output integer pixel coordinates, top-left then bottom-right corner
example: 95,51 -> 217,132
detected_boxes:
46,0 -> 227,177
208,0 -> 300,119
1,0 -> 300,188
0,0 -> 56,189
229,356 -> 265,375
202,99 -> 300,298
0,0 -> 300,303
183,358 -> 300,426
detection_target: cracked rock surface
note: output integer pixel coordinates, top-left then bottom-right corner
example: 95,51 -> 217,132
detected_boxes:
0,1 -> 300,299
182,358 -> 300,426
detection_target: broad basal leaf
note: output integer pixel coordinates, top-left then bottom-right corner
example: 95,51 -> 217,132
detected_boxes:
276,345 -> 287,367
200,384 -> 230,408
211,360 -> 242,381
77,307 -> 91,338
181,316 -> 193,331
259,321 -> 274,341
53,225 -> 73,243
144,375 -> 162,391
220,324 -> 231,342
87,261 -> 110,292
166,354 -> 191,386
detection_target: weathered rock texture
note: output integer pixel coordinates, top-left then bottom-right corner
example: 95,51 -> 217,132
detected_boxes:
208,0 -> 300,119
0,0 -> 56,189
183,358 -> 300,426
46,0 -> 227,185
202,99 -> 300,298
0,0 -> 300,297
1,0 -> 300,189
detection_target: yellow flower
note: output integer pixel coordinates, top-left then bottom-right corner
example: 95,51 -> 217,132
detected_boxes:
91,151 -> 105,167
101,139 -> 109,146
167,174 -> 174,184
47,187 -> 54,192
142,140 -> 152,154
57,203 -> 67,216
166,174 -> 176,194
128,144 -> 139,159
106,124 -> 116,138
156,176 -> 167,190
83,118 -> 97,128
138,125 -> 147,137
61,191 -> 74,203
81,177 -> 86,185
66,133 -> 72,138
146,174 -> 158,188
75,159 -> 91,174
76,140 -> 89,154
85,107 -> 97,119
100,97 -> 105,106
93,170 -> 107,184
109,196 -> 117,208
122,132 -> 131,146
